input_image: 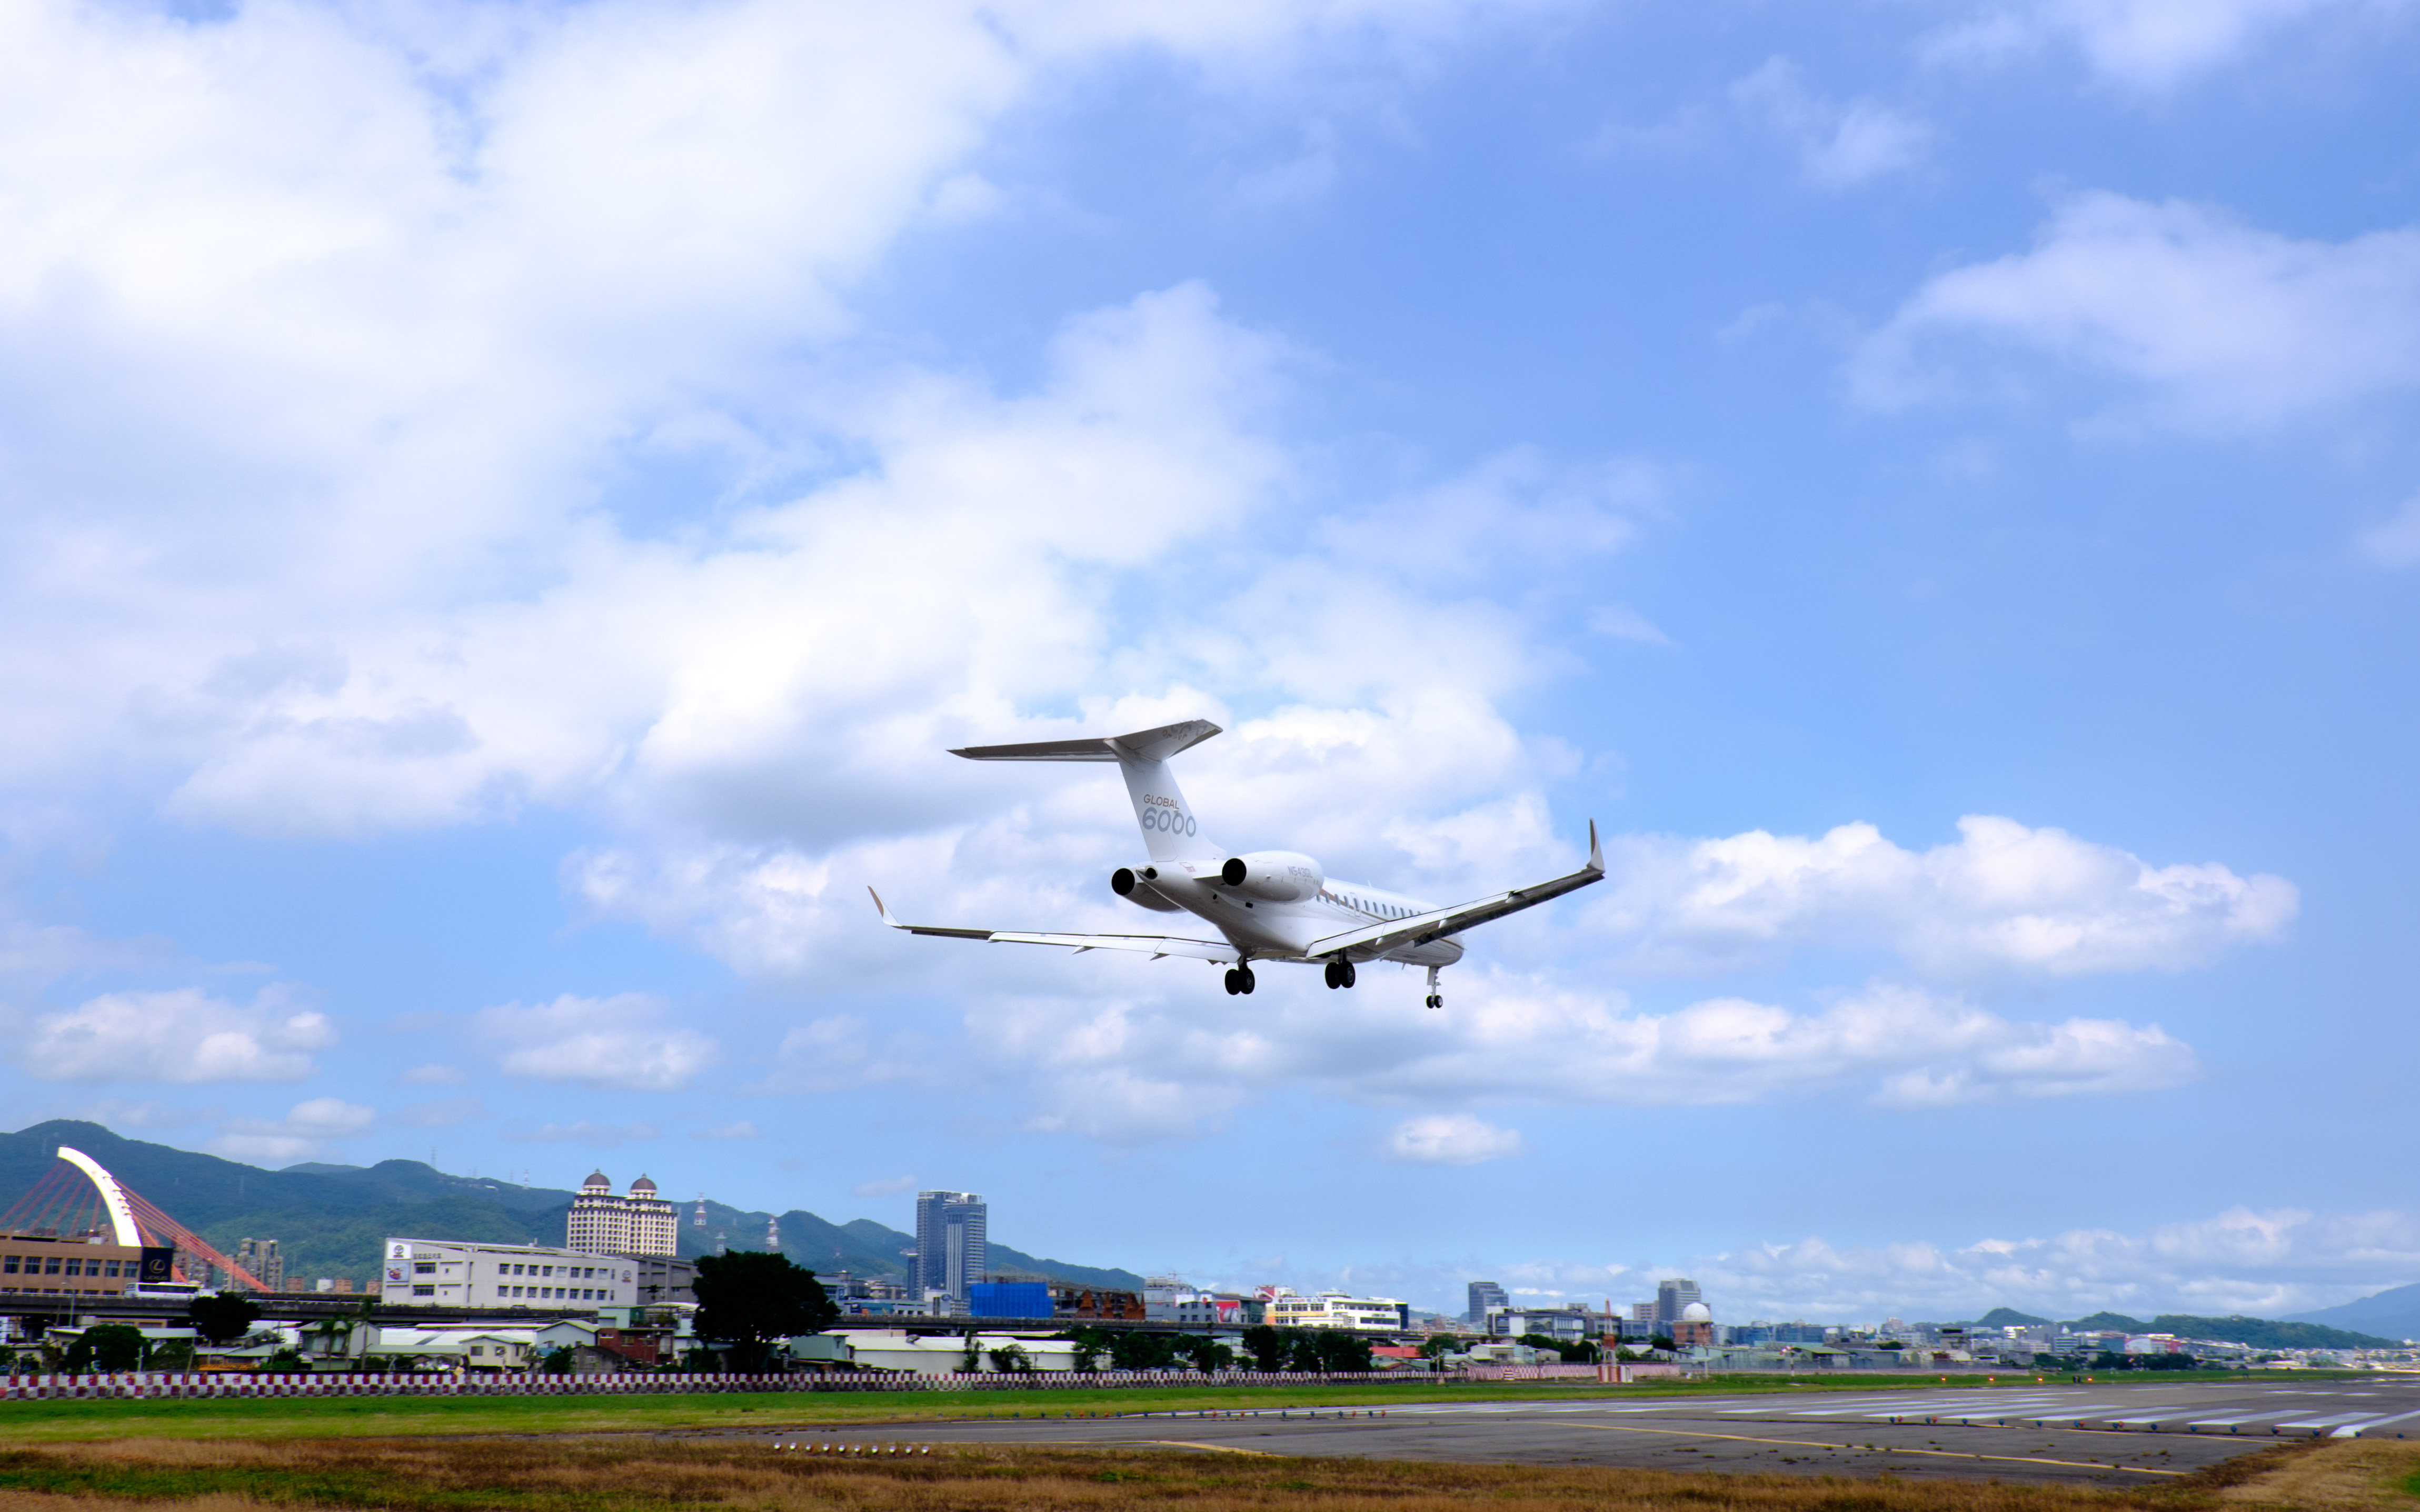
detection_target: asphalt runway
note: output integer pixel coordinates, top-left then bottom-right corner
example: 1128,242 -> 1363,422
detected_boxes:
748,1379 -> 2420,1488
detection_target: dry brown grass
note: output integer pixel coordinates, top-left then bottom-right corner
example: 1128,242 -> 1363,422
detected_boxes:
2215,1437 -> 2420,1509
0,1432 -> 2275,1512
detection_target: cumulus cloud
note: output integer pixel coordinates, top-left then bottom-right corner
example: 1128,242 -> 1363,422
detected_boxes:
1852,193 -> 2420,427
211,1096 -> 376,1164
1925,0 -> 2383,90
1382,1113 -> 1525,1165
477,993 -> 718,1092
1730,58 -> 1930,187
18,989 -> 335,1083
1592,815 -> 2297,977
945,972 -> 2199,1145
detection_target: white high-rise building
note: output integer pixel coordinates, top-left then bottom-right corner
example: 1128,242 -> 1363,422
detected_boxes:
914,1190 -> 986,1302
566,1172 -> 679,1257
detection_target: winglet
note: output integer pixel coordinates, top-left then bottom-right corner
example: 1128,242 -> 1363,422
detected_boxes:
1586,818 -> 1602,875
868,886 -> 903,929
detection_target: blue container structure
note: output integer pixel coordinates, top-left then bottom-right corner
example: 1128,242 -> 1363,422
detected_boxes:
969,1281 -> 1051,1318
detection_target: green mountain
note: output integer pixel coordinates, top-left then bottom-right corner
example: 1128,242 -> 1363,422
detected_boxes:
3,1120 -> 1141,1293
1974,1307 -> 2052,1327
2064,1310 -> 2394,1350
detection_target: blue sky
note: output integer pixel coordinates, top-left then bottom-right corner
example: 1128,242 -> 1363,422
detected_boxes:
3,0 -> 2417,1325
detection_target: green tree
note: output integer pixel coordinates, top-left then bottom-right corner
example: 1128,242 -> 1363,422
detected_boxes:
1239,1324 -> 1289,1372
1062,1326 -> 1110,1371
1174,1335 -> 1233,1372
987,1343 -> 1032,1373
263,1347 -> 307,1373
188,1293 -> 263,1347
1417,1334 -> 1460,1359
692,1251 -> 839,1373
540,1346 -> 575,1374
1108,1330 -> 1183,1371
64,1324 -> 148,1374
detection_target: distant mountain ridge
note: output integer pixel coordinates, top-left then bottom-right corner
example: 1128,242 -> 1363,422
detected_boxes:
2287,1281 -> 2420,1344
2058,1310 -> 2394,1350
2,1121 -> 1141,1293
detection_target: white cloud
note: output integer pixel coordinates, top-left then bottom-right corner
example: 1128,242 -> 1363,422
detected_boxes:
1853,193 -> 2420,427
1593,814 -> 2296,977
2358,491 -> 2420,566
1382,1113 -> 1525,1165
18,989 -> 335,1083
1925,0 -> 2384,90
477,993 -> 718,1092
211,1096 -> 376,1164
1730,58 -> 1929,188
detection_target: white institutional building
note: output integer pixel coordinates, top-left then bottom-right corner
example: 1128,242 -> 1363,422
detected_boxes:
567,1172 -> 679,1257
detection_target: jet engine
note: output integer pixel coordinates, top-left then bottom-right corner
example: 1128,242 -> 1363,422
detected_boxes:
1218,850 -> 1324,902
1110,865 -> 1184,911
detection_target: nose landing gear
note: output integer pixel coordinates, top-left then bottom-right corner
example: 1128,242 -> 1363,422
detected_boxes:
1322,958 -> 1357,989
1223,965 -> 1257,995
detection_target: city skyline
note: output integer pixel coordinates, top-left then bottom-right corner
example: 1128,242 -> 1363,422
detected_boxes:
0,0 -> 2414,1323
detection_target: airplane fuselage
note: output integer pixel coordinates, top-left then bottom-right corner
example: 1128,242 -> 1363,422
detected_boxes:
1114,854 -> 1466,968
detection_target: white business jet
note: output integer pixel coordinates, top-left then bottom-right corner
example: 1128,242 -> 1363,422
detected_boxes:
869,718 -> 1602,1007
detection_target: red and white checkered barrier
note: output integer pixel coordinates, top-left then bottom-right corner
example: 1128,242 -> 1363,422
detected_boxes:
0,1369 -> 1435,1400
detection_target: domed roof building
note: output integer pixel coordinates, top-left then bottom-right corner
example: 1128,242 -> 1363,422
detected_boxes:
566,1171 -> 677,1256
1672,1297 -> 1717,1349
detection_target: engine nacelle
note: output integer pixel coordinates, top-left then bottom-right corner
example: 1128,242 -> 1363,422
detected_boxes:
1111,865 -> 1183,912
1218,850 -> 1324,903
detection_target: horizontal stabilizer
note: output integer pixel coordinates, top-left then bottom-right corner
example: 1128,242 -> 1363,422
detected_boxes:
951,718 -> 1221,765
869,888 -> 1239,963
1309,819 -> 1605,962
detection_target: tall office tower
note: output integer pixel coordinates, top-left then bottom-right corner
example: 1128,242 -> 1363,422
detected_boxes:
567,1172 -> 680,1256
1656,1277 -> 1703,1326
914,1190 -> 987,1301
235,1237 -> 284,1293
1467,1279 -> 1509,1323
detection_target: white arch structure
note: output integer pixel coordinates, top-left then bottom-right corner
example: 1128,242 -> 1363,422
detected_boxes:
57,1145 -> 142,1247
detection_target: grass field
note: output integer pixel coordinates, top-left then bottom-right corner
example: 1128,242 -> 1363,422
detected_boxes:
0,1374 -> 2268,1445
0,1432 -> 2408,1512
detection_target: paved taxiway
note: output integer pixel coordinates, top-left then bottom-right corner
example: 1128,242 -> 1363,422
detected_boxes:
752,1380 -> 2420,1488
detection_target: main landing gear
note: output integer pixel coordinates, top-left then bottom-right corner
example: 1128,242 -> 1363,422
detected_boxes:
1322,958 -> 1357,990
1423,964 -> 1444,1010
1223,965 -> 1257,995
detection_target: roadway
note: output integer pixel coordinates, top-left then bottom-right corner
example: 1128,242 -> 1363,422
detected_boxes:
743,1379 -> 2420,1488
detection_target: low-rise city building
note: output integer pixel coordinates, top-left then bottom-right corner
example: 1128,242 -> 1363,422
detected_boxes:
381,1237 -> 689,1309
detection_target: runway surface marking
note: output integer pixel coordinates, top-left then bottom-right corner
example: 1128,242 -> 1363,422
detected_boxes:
1135,1440 -> 1277,1456
1571,1421 -> 2187,1475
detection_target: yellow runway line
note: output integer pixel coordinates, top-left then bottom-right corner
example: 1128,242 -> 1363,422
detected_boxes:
1576,1422 -> 2186,1476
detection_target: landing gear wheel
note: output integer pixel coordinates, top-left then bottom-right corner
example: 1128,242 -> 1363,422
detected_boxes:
1223,968 -> 1241,995
1425,994 -> 1441,1009
1237,966 -> 1257,995
1339,960 -> 1357,989
1322,960 -> 1341,989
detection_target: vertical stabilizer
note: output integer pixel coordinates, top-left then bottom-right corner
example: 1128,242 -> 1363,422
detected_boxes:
951,718 -> 1224,865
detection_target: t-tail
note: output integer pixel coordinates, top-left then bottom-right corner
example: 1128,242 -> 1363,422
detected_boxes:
950,718 -> 1223,864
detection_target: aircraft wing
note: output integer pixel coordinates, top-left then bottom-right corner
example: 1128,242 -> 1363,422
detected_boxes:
1306,820 -> 1605,963
869,888 -> 1240,963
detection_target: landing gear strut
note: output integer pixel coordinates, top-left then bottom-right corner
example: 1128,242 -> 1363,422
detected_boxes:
1322,958 -> 1357,989
1423,964 -> 1443,1010
1223,965 -> 1257,996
